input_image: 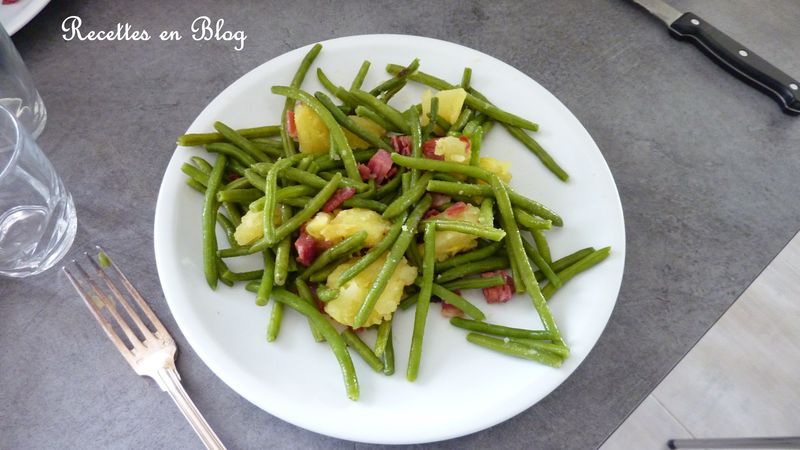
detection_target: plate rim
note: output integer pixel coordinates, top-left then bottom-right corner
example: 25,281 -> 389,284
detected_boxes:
0,0 -> 51,36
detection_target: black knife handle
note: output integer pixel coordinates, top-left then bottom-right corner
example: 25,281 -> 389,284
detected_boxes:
669,12 -> 800,115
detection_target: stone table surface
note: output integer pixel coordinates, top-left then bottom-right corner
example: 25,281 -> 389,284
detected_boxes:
2,0 -> 799,448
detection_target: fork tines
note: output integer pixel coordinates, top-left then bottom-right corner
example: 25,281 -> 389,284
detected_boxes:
62,246 -> 173,367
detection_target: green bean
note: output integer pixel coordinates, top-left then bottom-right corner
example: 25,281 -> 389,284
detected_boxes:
450,108 -> 472,133
228,160 -> 248,177
218,245 -> 257,258
382,327 -> 395,375
375,173 -> 402,199
436,256 -> 509,283
191,156 -> 213,174
178,125 -> 281,147
521,237 -> 561,288
405,241 -> 423,270
510,338 -> 570,358
515,208 -> 552,230
294,278 -> 325,342
205,142 -> 257,167
335,216 -> 405,288
429,283 -> 485,320
267,172 -> 343,246
222,176 -> 251,191
425,180 -> 563,226
182,164 -> 209,189
281,43 -> 322,157
502,124 -> 568,182
379,81 -> 405,103
217,188 -> 263,204
313,149 -> 376,171
253,162 -> 362,191
461,119 -> 481,137
202,155 -> 227,290
442,275 -> 505,291
449,317 -> 552,340
251,139 -> 285,158
341,329 -> 384,372
216,213 -> 238,247
466,333 -> 562,368
461,67 -> 472,90
315,91 -> 393,152
429,112 -> 451,132
350,89 -> 409,134
264,158 -> 295,245
350,60 -> 371,90
243,169 -> 266,191
374,318 -> 392,357
302,231 -> 368,280
316,68 -> 360,109
186,179 -> 206,193
256,249 -> 275,306
385,64 -> 539,131
354,105 -> 397,132
273,205 -> 292,286
383,172 -> 433,219
370,58 -> 419,96
468,124 -> 483,171
272,288 -> 359,400
531,229 -> 552,264
536,247 -> 595,282
542,247 -> 611,300
266,300 -> 284,342
391,153 -> 492,181
214,121 -> 272,162
427,219 -> 506,241
279,197 -> 313,208
353,195 -> 431,328
423,96 -> 439,140
406,109 -> 423,186
401,172 -> 411,193
479,197 -> 494,226
507,244 -> 525,294
248,185 -> 317,212
354,179 -> 376,199
309,261 -> 340,283
221,269 -> 264,283
341,198 -> 387,213
407,222 -> 436,381
272,86 -> 362,183
223,201 -> 242,226
491,174 -> 564,347
399,290 -> 419,311
315,286 -> 338,302
434,241 -> 504,272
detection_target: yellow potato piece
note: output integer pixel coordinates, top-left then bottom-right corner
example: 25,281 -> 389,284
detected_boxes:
234,209 -> 264,246
305,208 -> 390,247
295,103 -> 330,154
479,157 -> 513,183
420,88 -> 467,126
433,203 -> 482,261
325,254 -> 417,327
343,116 -> 386,150
434,136 -> 470,163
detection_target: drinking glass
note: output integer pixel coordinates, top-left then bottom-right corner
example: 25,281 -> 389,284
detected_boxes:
0,24 -> 46,138
0,105 -> 75,277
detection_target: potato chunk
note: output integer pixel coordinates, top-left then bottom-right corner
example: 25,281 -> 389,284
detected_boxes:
420,88 -> 467,126
325,254 -> 417,327
294,103 -> 329,154
234,209 -> 264,246
479,157 -> 512,183
434,136 -> 470,163
305,208 -> 390,247
433,203 -> 482,261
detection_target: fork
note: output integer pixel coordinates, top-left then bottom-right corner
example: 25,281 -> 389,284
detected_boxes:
63,246 -> 226,450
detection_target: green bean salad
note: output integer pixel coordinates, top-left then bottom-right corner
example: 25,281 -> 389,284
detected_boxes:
176,43 -> 611,400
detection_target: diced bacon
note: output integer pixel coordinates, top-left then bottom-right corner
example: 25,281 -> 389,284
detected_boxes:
423,208 -> 440,219
385,166 -> 397,180
441,302 -> 465,318
286,110 -> 297,139
358,163 -> 371,181
226,171 -> 240,182
390,135 -> 412,155
2,0 -> 20,4
422,138 -> 443,160
322,187 -> 356,213
481,270 -> 515,304
444,201 -> 468,218
367,149 -> 394,184
431,193 -> 451,208
294,227 -> 319,267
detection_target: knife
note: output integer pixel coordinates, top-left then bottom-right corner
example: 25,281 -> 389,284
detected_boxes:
632,0 -> 800,115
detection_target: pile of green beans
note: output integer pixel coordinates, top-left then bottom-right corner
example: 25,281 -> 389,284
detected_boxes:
176,43 -> 612,400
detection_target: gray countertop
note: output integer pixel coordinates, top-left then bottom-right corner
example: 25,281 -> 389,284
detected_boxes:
2,0 -> 799,448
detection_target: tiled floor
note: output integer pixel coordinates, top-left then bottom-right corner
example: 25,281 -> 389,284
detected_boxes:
601,232 -> 800,449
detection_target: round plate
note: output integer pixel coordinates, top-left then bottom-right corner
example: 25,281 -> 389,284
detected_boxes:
0,0 -> 50,36
154,34 -> 625,444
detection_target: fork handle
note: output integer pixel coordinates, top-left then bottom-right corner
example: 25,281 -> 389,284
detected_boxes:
156,368 -> 227,450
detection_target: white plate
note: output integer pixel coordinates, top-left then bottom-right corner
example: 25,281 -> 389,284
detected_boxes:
0,0 -> 50,36
154,34 -> 625,445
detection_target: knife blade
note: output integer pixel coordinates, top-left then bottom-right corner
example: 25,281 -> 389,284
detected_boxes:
632,0 -> 799,115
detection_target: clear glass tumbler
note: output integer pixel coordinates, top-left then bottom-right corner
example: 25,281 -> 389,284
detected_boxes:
0,105 -> 75,277
0,24 -> 46,138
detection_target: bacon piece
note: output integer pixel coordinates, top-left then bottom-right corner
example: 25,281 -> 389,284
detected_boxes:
286,110 -> 297,139
459,136 -> 471,155
294,227 -> 319,267
441,302 -> 465,318
431,193 -> 451,208
322,187 -> 356,213
390,135 -> 412,155
444,201 -> 468,218
423,208 -> 440,219
367,149 -> 394,184
481,270 -> 515,304
422,138 -> 443,160
358,163 -> 371,181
